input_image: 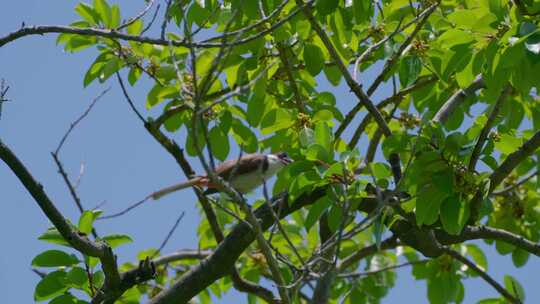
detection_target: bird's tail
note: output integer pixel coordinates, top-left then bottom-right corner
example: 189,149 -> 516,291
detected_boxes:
150,177 -> 206,200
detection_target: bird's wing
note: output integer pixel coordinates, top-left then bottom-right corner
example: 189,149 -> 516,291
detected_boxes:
214,154 -> 266,180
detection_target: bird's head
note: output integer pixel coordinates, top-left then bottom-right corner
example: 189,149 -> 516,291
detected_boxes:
274,152 -> 292,166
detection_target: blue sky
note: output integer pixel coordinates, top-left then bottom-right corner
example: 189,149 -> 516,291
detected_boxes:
0,1 -> 537,303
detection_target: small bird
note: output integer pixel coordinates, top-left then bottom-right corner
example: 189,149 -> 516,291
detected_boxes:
151,152 -> 292,199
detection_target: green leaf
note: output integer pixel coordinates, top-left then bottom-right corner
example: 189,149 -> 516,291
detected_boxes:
110,5 -> 121,28
247,96 -> 266,127
440,195 -> 469,235
305,144 -> 330,163
146,85 -> 179,108
66,267 -> 88,289
34,270 -> 68,301
32,250 -> 79,268
296,20 -> 311,40
49,294 -> 81,304
371,163 -> 392,179
512,249 -> 530,268
127,19 -> 143,35
98,57 -> 122,83
299,126 -> 315,147
427,273 -> 459,304
314,122 -> 333,157
432,168 -> 454,195
504,275 -> 525,302
305,195 -> 332,232
260,109 -> 294,135
102,234 -> 133,249
323,65 -> 342,86
38,227 -> 70,247
399,55 -> 422,87
128,67 -> 142,86
466,244 -> 488,272
316,92 -> 336,105
75,3 -> 101,25
78,210 -> 102,235
94,0 -> 112,27
352,0 -> 372,24
316,0 -> 339,16
288,170 -> 321,203
83,53 -> 110,87
303,43 -> 325,76
66,266 -> 88,288
327,205 -> 342,232
494,133 -> 522,155
209,126 -> 230,161
231,119 -> 258,153
416,184 -> 446,226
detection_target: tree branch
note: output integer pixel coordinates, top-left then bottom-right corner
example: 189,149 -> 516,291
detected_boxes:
468,85 -> 512,171
366,3 -> 438,96
296,0 -> 391,137
0,138 -> 148,304
432,75 -> 485,123
436,225 -> 540,257
444,248 -> 521,304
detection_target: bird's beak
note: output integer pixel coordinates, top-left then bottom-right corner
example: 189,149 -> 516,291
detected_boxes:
280,155 -> 292,165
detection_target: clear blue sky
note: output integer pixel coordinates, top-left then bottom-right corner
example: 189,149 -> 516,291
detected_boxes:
0,1 -> 537,303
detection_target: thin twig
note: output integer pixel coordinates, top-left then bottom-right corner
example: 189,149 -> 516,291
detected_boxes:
0,79 -> 10,119
54,88 -> 110,155
201,0 -> 293,43
141,4 -> 161,35
338,259 -> 427,278
492,169 -> 539,196
468,85 -> 512,171
116,0 -> 156,31
276,43 -> 307,113
98,196 -> 150,220
154,211 -> 185,257
262,181 -> 306,265
366,3 -> 438,96
353,17 -> 404,83
196,62 -> 276,115
444,248 -> 521,304
115,73 -> 146,123
297,0 -> 391,137
160,0 -> 172,39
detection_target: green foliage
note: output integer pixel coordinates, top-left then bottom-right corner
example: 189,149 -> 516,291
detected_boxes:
26,0 -> 540,303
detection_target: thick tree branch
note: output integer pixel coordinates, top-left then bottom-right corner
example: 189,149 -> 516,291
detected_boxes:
0,139 -> 147,304
0,139 -> 103,257
117,71 -> 279,303
436,226 -> 540,257
470,128 -> 540,220
489,130 -> 540,191
0,3 -> 307,51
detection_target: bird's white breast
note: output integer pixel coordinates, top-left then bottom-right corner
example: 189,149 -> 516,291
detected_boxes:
229,155 -> 285,193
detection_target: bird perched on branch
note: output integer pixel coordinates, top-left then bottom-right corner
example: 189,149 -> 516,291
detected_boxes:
151,152 -> 292,199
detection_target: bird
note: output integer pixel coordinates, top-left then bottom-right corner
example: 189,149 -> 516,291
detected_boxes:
150,152 -> 292,200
